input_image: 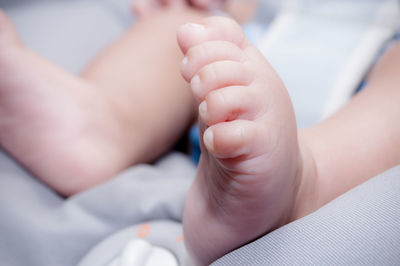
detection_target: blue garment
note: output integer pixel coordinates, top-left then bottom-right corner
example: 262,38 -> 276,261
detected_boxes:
356,27 -> 400,93
189,125 -> 201,164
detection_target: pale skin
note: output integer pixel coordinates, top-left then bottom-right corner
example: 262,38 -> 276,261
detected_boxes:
0,7 -> 205,196
177,16 -> 400,265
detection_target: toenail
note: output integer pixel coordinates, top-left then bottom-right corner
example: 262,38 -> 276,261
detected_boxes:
184,23 -> 205,31
204,129 -> 214,151
199,101 -> 207,117
191,75 -> 202,95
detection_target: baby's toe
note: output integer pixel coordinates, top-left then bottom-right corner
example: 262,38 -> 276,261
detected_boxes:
177,16 -> 249,54
0,10 -> 21,48
200,85 -> 265,125
203,120 -> 266,159
189,60 -> 253,100
181,40 -> 245,82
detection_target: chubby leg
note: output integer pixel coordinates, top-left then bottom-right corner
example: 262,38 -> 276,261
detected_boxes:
81,7 -> 204,169
177,17 -> 302,265
0,7 -> 203,196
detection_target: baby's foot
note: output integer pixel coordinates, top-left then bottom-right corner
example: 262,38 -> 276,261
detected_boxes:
178,17 -> 303,265
0,10 -> 134,195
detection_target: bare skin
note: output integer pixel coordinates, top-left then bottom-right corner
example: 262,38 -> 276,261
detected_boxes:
0,7 -> 204,196
297,40 -> 400,216
178,16 -> 400,265
178,17 -> 300,264
133,0 -> 256,23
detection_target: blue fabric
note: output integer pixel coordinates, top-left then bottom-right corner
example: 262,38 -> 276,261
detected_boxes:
356,27 -> 400,93
189,124 -> 201,164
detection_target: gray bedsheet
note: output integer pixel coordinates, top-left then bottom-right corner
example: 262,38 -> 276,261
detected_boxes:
0,1 -> 198,265
2,150 -> 400,266
213,165 -> 400,265
0,150 -> 195,266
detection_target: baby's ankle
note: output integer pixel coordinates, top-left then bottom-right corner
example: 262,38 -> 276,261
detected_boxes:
291,130 -> 320,220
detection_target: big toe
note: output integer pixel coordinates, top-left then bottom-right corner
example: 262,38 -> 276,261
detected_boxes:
177,16 -> 249,54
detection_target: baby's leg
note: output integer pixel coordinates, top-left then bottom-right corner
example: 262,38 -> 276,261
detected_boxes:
178,17 -> 303,265
81,8 -> 205,167
0,8 -> 203,196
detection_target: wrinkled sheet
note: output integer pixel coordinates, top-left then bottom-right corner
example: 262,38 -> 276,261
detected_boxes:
0,150 -> 195,266
214,165 -> 400,265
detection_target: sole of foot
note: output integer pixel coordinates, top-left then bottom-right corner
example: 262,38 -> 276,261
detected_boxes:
178,16 -> 302,265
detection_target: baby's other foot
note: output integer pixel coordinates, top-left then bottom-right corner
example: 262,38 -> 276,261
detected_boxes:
132,0 -> 256,23
132,0 -> 186,18
0,9 -> 21,51
178,17 -> 303,265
